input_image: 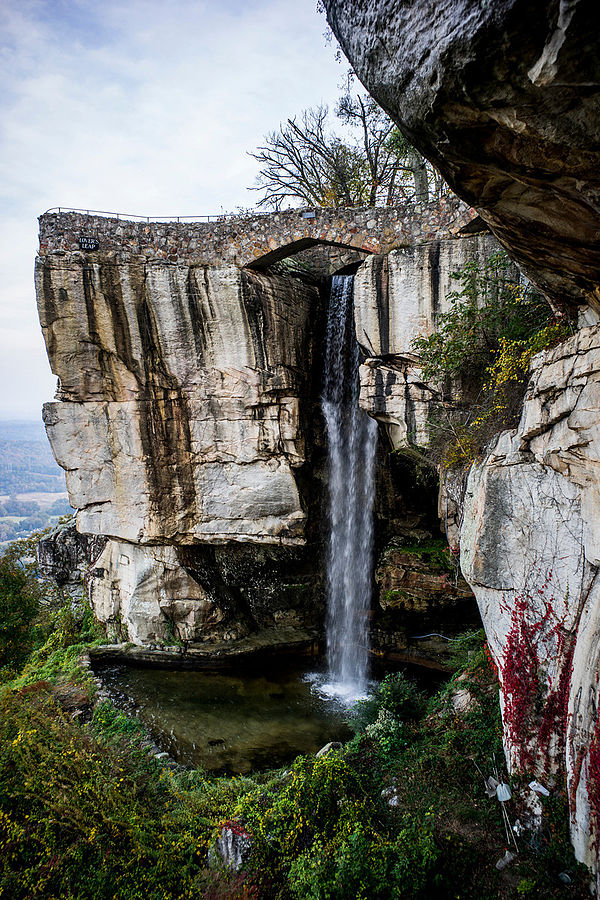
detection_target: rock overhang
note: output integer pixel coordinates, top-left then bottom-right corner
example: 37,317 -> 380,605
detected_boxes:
324,0 -> 600,314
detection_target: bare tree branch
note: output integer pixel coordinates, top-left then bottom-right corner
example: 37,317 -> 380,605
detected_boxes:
249,95 -> 455,210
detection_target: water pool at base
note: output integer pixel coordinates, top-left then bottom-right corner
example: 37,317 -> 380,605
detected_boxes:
99,660 -> 353,774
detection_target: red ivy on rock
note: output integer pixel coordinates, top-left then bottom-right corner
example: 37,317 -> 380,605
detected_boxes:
499,575 -> 574,775
586,713 -> 600,852
219,819 -> 252,839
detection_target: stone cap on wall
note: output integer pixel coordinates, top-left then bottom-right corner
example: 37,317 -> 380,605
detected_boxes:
38,199 -> 479,269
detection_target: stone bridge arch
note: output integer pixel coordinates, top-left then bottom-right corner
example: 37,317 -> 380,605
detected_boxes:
246,234 -> 377,270
38,199 -> 478,270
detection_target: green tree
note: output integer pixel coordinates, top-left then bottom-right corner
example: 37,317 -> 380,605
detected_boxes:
0,554 -> 39,669
411,252 -> 571,466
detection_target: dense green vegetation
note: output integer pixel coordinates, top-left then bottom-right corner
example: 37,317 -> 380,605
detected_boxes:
411,252 -> 572,467
0,436 -> 65,495
0,539 -> 588,899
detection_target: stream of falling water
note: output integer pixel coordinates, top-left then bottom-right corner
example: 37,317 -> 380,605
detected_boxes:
321,275 -> 378,700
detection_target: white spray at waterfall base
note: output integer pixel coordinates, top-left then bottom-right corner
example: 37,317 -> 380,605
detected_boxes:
319,275 -> 378,702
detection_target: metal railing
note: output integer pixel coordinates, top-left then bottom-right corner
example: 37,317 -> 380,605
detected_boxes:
43,206 -> 236,223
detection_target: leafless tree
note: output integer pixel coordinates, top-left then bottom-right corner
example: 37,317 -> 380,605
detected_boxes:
249,94 -> 453,210
249,106 -> 368,209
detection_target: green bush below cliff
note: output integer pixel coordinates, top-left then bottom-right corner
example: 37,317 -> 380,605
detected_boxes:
0,545 -> 588,899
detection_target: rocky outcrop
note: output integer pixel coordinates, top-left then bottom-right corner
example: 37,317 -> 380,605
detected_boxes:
371,540 -> 478,669
455,324 -> 600,870
37,211 -> 493,651
325,0 -> 600,871
37,518 -> 106,596
37,257 -> 316,546
88,540 -> 231,645
353,234 -> 500,447
324,0 -> 600,314
35,244 -> 330,646
377,544 -> 471,613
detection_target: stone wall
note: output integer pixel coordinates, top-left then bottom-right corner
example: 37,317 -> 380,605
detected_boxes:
38,198 -> 477,269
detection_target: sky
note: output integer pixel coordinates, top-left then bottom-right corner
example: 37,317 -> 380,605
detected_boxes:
0,0 -> 345,419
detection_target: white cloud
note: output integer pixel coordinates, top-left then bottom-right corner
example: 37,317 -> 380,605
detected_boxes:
0,0 -> 344,419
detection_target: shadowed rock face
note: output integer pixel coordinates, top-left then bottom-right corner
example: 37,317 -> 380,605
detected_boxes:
324,0 -> 600,312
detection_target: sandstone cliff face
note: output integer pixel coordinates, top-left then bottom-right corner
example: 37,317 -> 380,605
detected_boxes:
325,0 -> 600,870
324,0 -> 600,314
37,255 -> 315,546
458,324 -> 600,869
354,234 -> 499,447
351,236 -> 491,667
36,249 -> 326,646
38,206 -> 494,654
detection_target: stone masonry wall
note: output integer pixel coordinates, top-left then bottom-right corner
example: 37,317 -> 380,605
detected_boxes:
39,198 -> 477,269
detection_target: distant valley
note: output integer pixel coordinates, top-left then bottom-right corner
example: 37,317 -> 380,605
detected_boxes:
0,420 -> 70,544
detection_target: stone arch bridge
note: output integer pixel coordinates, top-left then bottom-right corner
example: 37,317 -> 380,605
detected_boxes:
39,198 -> 478,270
35,195 -> 492,657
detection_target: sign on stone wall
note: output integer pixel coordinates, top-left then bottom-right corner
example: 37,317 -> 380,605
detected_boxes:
78,236 -> 99,251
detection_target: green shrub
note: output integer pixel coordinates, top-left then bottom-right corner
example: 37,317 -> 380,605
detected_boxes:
0,681 -> 263,900
412,252 -> 555,387
288,814 -> 439,900
411,251 -> 571,466
350,671 -> 426,735
0,555 -> 39,671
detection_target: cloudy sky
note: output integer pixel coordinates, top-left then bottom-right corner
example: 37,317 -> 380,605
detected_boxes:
0,0 -> 345,419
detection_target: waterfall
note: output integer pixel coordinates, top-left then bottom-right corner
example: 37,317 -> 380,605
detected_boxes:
322,275 -> 378,699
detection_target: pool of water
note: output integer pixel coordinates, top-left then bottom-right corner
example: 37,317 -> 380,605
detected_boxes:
98,659 -> 353,774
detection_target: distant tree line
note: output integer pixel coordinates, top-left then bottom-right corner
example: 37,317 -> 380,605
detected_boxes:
0,440 -> 65,494
0,497 -> 72,544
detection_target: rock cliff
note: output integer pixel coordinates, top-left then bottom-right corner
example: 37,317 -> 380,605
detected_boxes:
36,247 -> 328,646
354,234 -> 500,447
36,210 -> 488,657
324,0 -> 600,314
325,0 -> 600,873
458,325 -> 600,870
38,257 -> 314,546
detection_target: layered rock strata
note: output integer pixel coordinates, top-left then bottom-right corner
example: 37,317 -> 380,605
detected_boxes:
36,248 -> 325,645
354,233 -> 500,446
37,213 -> 493,653
457,324 -> 600,870
351,235 -> 494,666
325,0 -> 600,870
37,257 -> 314,546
